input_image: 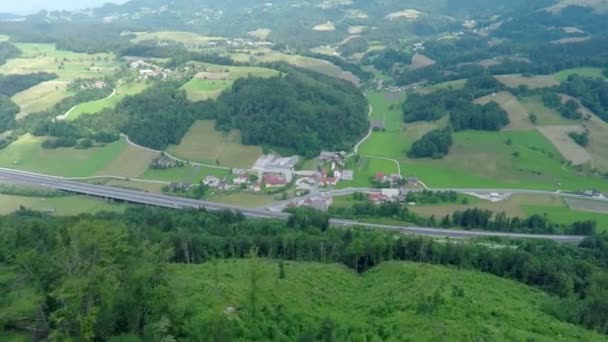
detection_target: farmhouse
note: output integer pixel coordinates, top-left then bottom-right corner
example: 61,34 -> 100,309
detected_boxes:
203,175 -> 221,187
374,172 -> 387,182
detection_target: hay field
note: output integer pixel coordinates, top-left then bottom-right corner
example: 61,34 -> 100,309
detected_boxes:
520,95 -> 579,126
313,22 -> 336,31
474,91 -> 534,130
495,74 -> 559,89
12,80 -> 72,119
68,82 -> 150,119
166,120 -> 262,169
536,126 -> 592,165
554,67 -> 606,82
385,9 -> 422,20
247,28 -> 271,40
0,194 -> 125,215
96,140 -> 159,178
131,31 -> 226,45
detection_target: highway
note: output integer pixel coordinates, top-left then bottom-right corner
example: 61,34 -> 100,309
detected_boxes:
0,168 -> 587,243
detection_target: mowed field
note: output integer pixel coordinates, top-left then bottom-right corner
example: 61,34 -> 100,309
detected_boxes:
181,63 -> 278,101
536,125 -> 591,165
12,80 -> 72,119
474,91 -> 534,130
520,95 -> 579,126
0,135 -> 149,178
68,82 -> 150,119
397,130 -> 608,191
0,194 -> 126,215
166,120 -> 262,169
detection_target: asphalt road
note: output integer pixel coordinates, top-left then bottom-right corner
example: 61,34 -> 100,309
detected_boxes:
0,168 -> 586,243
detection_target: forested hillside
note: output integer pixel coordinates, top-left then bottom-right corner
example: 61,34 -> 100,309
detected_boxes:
2,208 -> 608,340
213,67 -> 368,156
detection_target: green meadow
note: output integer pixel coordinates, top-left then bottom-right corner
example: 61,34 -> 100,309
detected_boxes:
0,135 -> 129,177
68,82 -> 150,120
554,67 -> 606,82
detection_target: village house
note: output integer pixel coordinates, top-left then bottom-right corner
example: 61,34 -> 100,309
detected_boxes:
374,172 -> 387,183
233,173 -> 249,185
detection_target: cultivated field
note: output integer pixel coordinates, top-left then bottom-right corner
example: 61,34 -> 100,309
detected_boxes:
247,28 -> 271,40
12,80 -> 72,119
68,82 -> 149,120
0,194 -> 126,215
410,53 -> 435,70
495,74 -> 559,89
182,63 -> 278,101
536,125 -> 591,165
348,26 -> 367,34
0,134 -> 130,177
565,197 -> 608,213
474,91 -> 534,130
366,90 -> 407,130
166,120 -> 262,169
96,140 -> 159,178
0,43 -> 119,81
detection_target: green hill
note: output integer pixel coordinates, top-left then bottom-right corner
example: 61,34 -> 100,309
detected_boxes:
170,259 -> 603,341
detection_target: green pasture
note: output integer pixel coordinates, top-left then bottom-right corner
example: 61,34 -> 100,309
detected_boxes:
520,95 -> 580,126
68,82 -> 149,120
0,134 -> 129,177
12,80 -> 73,119
140,164 -> 230,184
523,205 -> 608,231
0,194 -> 126,215
554,67 -> 606,82
366,90 -> 407,130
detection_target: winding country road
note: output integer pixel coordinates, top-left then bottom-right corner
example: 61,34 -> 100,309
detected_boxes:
0,168 -> 587,243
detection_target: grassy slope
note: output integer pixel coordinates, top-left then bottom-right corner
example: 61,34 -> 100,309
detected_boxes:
166,120 -> 262,169
0,135 -> 129,177
170,259 -> 603,340
181,63 -> 279,101
68,82 -> 149,120
2,43 -> 120,118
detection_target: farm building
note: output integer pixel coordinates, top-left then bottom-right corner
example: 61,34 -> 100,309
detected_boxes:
263,173 -> 287,188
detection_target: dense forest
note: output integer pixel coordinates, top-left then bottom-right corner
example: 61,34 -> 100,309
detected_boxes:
0,96 -> 19,133
450,102 -> 510,131
1,207 -> 608,340
0,42 -> 21,66
407,129 -> 453,159
212,67 -> 368,157
114,81 -> 213,150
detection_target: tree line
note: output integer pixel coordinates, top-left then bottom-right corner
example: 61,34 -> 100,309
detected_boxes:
1,207 -> 608,339
329,198 -> 596,235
